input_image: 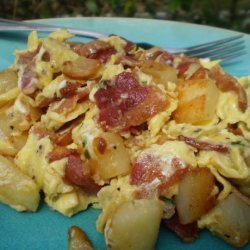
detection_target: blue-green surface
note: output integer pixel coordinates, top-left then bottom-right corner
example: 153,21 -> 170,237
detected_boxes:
0,18 -> 249,250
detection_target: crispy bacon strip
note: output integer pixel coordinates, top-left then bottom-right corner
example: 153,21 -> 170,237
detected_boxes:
159,51 -> 175,65
47,146 -> 78,163
37,82 -> 88,109
60,82 -> 79,97
69,40 -> 116,63
37,97 -> 55,108
56,116 -> 84,146
51,95 -> 78,114
177,57 -> 200,78
32,125 -> 57,143
17,46 -> 41,94
179,135 -> 229,153
162,213 -> 200,242
131,153 -> 188,198
94,72 -> 168,130
227,123 -> 243,136
116,55 -> 142,68
64,155 -> 101,194
124,40 -> 136,54
210,65 -> 247,111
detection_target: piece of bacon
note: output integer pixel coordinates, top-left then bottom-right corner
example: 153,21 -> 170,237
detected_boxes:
37,82 -> 88,109
129,123 -> 148,136
76,89 -> 89,103
124,41 -> 136,54
209,65 -> 247,111
178,135 -> 229,153
131,153 -> 188,197
69,40 -> 116,63
162,213 -> 200,242
227,123 -> 243,136
17,46 -> 41,94
89,47 -> 116,63
47,146 -> 78,163
189,66 -> 208,80
55,116 -> 83,146
17,46 -> 40,65
159,51 -> 175,65
51,95 -> 78,114
145,50 -> 163,61
176,57 -> 201,78
94,72 -> 168,130
41,51 -> 50,62
33,115 -> 81,146
37,97 -> 55,108
64,155 -> 101,194
116,55 -> 142,68
31,125 -> 58,143
20,65 -> 38,95
60,82 -> 79,97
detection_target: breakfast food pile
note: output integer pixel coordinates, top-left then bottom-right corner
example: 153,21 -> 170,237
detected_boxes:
0,30 -> 249,249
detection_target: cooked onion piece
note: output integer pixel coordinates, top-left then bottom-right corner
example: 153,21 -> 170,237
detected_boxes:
62,56 -> 101,80
68,226 -> 94,250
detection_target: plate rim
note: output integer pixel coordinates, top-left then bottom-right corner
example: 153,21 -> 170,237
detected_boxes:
28,16 -> 250,36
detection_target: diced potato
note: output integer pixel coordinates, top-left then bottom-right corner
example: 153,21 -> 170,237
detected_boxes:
0,155 -> 40,211
68,226 -> 94,250
88,132 -> 131,180
141,61 -> 177,86
173,78 -> 219,124
198,192 -> 250,247
104,199 -> 163,250
0,68 -> 18,94
175,167 -> 215,224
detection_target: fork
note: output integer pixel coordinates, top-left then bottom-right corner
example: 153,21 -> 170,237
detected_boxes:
0,18 -> 246,62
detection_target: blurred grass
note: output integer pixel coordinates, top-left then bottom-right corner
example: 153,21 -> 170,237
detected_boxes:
0,0 -> 249,33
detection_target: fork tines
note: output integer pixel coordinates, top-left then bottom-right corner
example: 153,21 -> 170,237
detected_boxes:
175,35 -> 246,61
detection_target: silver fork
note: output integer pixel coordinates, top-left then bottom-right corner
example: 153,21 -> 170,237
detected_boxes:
0,18 -> 246,62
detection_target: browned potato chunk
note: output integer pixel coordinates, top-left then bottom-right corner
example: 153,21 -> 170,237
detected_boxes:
89,132 -> 131,180
175,167 -> 215,224
199,192 -> 250,247
173,78 -> 219,124
141,61 -> 177,86
0,155 -> 40,211
105,199 -> 163,250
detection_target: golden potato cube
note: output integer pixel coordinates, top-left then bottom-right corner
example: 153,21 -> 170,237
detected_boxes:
0,155 -> 40,211
173,78 -> 219,124
104,199 -> 163,250
89,132 -> 131,180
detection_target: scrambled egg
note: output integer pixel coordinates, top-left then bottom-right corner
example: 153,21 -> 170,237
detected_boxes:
0,30 -> 249,248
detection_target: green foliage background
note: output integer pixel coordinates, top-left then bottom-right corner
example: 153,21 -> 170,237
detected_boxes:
0,0 -> 249,33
